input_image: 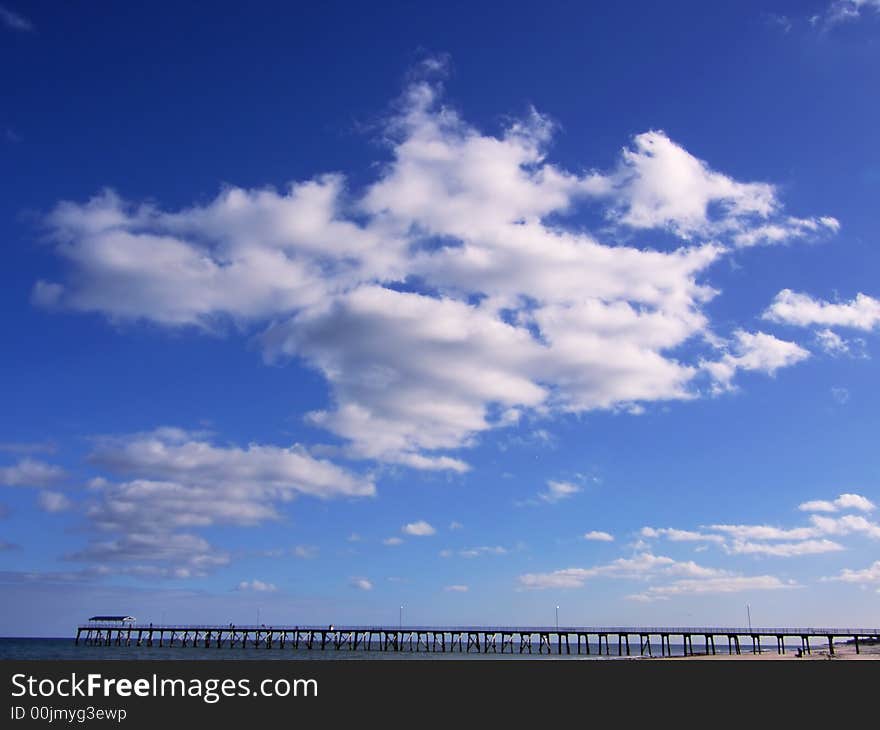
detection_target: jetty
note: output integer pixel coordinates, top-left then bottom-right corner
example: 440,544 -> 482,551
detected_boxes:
74,623 -> 880,657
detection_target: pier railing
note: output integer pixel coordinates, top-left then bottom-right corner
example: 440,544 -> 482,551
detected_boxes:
76,623 -> 880,634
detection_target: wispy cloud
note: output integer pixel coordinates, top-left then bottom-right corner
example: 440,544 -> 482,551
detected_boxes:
0,5 -> 34,32
64,428 -> 374,578
641,527 -> 724,544
538,480 -> 582,504
349,577 -> 373,591
291,545 -> 319,559
38,490 -> 72,513
236,579 -> 277,592
442,545 -> 507,559
519,551 -> 791,599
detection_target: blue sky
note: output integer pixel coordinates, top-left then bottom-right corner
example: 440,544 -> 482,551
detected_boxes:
2,1 -> 880,636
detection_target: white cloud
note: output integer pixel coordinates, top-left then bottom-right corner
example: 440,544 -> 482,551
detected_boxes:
236,579 -> 277,592
0,459 -> 66,487
712,514 -> 880,542
732,216 -> 839,248
458,545 -> 507,558
0,5 -> 33,32
809,514 -> 880,539
67,428 -> 371,577
831,386 -> 850,405
347,532 -> 361,542
764,290 -> 880,330
444,584 -> 469,592
628,575 -> 793,602
815,329 -> 866,359
725,538 -> 844,557
701,330 -> 810,393
826,0 -> 880,25
89,427 -> 374,505
69,532 -> 230,578
539,480 -> 581,504
449,521 -> 464,530
707,523 -> 820,541
35,77 -> 830,472
826,560 -> 880,584
583,530 -> 614,542
402,520 -> 436,536
350,577 -> 373,591
518,551 -> 785,596
640,527 -> 725,543
38,491 -> 71,513
594,131 -> 777,238
292,545 -> 318,559
798,493 -> 875,513
382,537 -> 403,546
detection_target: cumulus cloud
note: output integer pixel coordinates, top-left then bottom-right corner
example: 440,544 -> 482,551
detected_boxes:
594,131 -> 776,238
799,493 -> 875,513
402,520 -> 436,536
764,290 -> 880,331
382,537 -> 403,546
0,459 -> 66,487
236,579 -> 277,592
583,530 -> 614,542
809,514 -> 880,539
34,75 -> 830,472
701,330 -> 810,393
350,577 -> 373,591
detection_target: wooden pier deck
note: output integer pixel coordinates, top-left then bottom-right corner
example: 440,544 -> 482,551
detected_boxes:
74,624 -> 880,657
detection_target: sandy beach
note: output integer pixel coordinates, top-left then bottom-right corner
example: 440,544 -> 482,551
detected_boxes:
660,643 -> 880,660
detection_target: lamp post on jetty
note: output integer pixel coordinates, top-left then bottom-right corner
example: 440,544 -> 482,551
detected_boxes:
555,605 -> 559,631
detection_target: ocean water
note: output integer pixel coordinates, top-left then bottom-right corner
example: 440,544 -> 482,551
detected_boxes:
0,637 -> 673,660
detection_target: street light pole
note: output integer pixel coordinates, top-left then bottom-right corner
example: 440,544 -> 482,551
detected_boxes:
555,605 -> 559,631
747,603 -> 752,632
399,605 -> 403,630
